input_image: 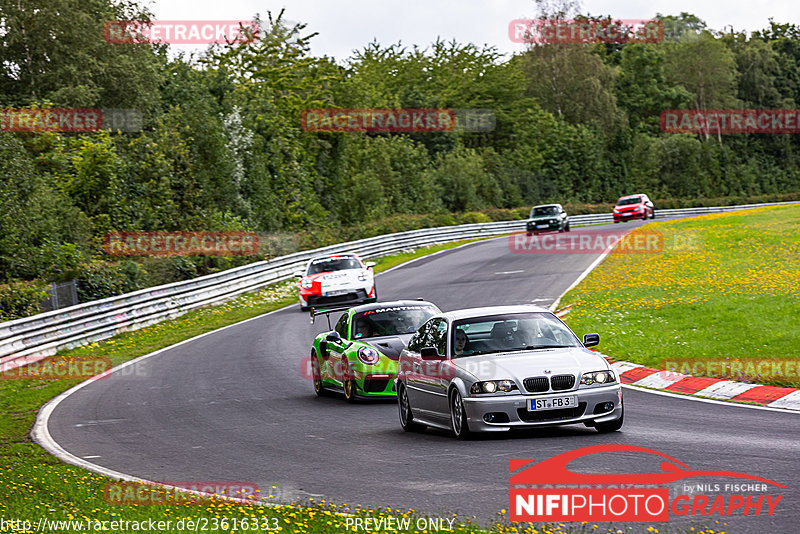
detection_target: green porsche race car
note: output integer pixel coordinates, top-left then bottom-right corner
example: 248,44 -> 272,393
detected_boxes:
309,300 -> 440,401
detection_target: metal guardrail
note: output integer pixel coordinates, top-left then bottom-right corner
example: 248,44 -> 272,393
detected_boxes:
1,201 -> 795,371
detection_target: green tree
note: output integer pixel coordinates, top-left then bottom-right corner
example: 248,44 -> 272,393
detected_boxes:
0,0 -> 163,110
615,44 -> 691,133
0,135 -> 90,281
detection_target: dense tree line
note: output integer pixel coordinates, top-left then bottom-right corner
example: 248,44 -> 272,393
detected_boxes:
1,1 -> 799,312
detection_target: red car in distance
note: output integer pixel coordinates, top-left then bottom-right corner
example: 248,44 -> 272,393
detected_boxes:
613,194 -> 655,223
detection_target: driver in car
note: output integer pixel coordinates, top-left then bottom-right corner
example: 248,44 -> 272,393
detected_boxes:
454,328 -> 474,355
355,318 -> 373,338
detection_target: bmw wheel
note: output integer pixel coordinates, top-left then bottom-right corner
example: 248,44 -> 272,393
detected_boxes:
398,384 -> 423,432
596,406 -> 624,433
449,390 -> 472,439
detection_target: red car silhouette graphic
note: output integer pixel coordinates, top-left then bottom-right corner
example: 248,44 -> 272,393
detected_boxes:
510,444 -> 785,487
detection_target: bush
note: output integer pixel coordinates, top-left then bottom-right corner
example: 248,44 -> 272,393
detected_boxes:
76,263 -> 127,303
0,281 -> 47,321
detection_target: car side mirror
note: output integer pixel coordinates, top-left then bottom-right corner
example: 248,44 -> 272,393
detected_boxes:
420,347 -> 444,360
326,332 -> 342,343
365,261 -> 376,269
294,270 -> 305,278
583,333 -> 600,347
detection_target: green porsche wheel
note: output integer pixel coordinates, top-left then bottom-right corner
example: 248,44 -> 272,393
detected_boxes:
311,351 -> 325,397
342,360 -> 357,403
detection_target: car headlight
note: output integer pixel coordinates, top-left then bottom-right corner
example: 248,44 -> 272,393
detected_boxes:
580,370 -> 616,386
357,272 -> 368,281
300,278 -> 313,289
613,208 -> 620,213
357,346 -> 380,365
470,380 -> 518,394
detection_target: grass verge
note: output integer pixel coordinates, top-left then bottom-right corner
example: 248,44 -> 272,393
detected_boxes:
561,205 -> 800,388
3,236 -> 724,534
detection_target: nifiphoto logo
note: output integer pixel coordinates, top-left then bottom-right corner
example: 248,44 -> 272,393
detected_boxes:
510,445 -> 785,523
509,19 -> 663,44
104,20 -> 259,45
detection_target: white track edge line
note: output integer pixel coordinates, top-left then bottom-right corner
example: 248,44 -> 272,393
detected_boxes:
544,226 -> 800,415
621,384 -> 800,414
31,239 -> 498,497
32,305 -> 293,503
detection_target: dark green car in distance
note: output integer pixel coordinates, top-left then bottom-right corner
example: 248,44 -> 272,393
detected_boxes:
310,300 -> 441,402
526,204 -> 570,235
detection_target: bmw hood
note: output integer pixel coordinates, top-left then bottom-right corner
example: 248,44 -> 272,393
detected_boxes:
452,348 -> 610,381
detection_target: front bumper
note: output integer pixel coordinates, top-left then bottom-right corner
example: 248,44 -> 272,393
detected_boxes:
351,366 -> 398,397
613,211 -> 645,221
526,220 -> 562,233
461,384 -> 622,432
301,286 -> 374,308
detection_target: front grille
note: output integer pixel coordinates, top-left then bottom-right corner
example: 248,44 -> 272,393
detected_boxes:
362,378 -> 390,393
517,402 -> 586,423
523,377 -> 549,393
551,374 -> 575,391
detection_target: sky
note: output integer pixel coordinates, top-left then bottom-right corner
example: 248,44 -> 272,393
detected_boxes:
145,0 -> 799,61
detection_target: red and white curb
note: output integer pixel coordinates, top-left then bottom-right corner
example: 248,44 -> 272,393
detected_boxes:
609,361 -> 800,411
552,307 -> 800,412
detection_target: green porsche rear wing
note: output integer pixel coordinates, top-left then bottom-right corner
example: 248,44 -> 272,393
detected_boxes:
309,305 -> 351,327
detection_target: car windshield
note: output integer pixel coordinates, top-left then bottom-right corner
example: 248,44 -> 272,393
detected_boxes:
307,256 -> 362,274
352,305 -> 438,339
532,206 -> 559,216
616,197 -> 642,206
452,312 -> 582,357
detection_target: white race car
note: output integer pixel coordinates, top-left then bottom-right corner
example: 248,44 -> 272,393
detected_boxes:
296,253 -> 377,311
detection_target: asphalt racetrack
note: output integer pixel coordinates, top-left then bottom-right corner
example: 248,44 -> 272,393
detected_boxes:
44,219 -> 799,533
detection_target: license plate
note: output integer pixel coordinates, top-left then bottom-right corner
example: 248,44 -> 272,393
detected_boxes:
529,396 -> 576,411
324,289 -> 349,297
536,224 -> 547,229
622,212 -> 632,217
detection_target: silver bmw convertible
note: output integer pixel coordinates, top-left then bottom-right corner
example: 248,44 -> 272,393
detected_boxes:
395,305 -> 623,439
